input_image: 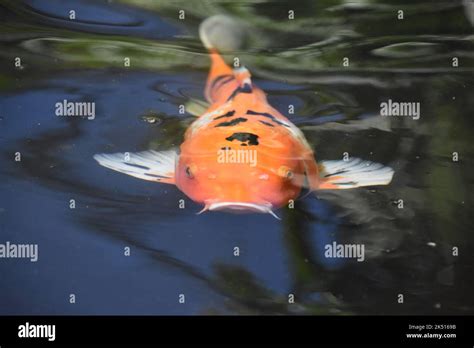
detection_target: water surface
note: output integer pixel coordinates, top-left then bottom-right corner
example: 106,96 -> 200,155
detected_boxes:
0,0 -> 473,315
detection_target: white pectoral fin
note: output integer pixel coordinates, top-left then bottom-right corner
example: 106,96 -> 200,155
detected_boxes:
93,150 -> 177,184
318,158 -> 394,190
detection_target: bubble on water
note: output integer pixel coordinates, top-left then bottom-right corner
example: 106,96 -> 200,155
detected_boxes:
140,112 -> 163,125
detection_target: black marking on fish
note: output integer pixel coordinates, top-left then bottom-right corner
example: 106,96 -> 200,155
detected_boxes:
221,146 -> 231,150
124,163 -> 150,170
324,170 -> 347,177
334,181 -> 357,186
241,83 -> 252,93
226,89 -> 239,101
246,110 -> 290,127
226,87 -> 241,101
145,173 -> 169,178
259,120 -> 275,127
214,110 -> 236,120
225,132 -> 259,146
211,74 -> 234,91
215,117 -> 247,127
226,84 -> 253,101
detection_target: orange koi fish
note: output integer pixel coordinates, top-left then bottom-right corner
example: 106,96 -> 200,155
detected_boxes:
94,17 -> 394,218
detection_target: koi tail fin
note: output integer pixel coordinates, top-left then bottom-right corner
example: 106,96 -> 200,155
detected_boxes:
199,15 -> 251,103
203,51 -> 236,103
199,14 -> 245,52
317,158 -> 394,190
93,150 -> 177,185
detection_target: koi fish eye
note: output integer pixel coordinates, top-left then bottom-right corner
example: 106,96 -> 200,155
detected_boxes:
278,166 -> 293,180
185,165 -> 195,179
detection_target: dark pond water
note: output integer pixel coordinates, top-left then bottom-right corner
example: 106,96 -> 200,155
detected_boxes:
0,0 -> 473,315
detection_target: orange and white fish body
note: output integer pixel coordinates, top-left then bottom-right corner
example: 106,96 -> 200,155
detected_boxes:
94,17 -> 394,218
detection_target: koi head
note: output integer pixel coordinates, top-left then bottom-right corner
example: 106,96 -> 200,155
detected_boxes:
175,133 -> 312,218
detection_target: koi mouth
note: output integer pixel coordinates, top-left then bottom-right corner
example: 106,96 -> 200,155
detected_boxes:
197,202 -> 281,220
